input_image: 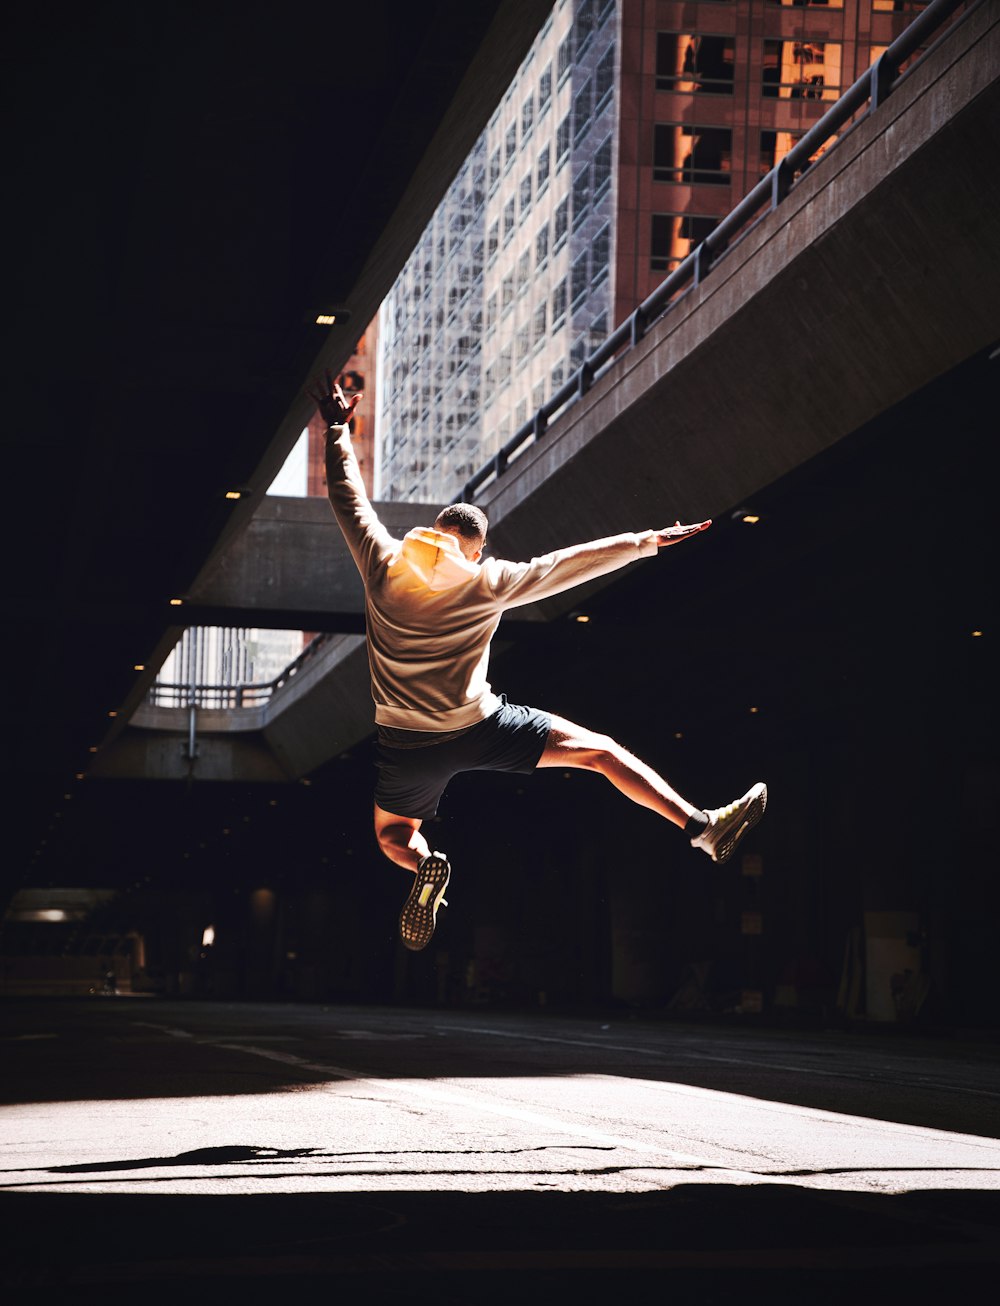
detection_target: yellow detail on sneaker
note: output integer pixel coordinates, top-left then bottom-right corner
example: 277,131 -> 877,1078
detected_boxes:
399,854 -> 452,952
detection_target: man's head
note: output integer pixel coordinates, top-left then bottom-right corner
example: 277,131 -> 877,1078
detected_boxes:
434,503 -> 488,562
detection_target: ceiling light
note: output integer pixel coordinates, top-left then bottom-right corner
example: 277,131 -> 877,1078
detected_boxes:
312,307 -> 350,326
972,629 -> 984,637
573,613 -> 590,623
225,490 -> 243,501
108,710 -> 117,718
169,598 -> 183,606
133,664 -> 145,672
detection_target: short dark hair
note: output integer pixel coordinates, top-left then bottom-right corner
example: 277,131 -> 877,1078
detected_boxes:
435,502 -> 488,543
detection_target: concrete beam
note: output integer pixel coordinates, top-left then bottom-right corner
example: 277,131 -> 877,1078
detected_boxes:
187,497 -> 446,622
105,634 -> 372,781
90,729 -> 290,783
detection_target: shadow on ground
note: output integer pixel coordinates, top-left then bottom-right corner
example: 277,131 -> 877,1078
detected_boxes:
2,1186 -> 998,1304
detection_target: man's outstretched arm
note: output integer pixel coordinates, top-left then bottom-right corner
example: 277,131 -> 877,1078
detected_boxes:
308,371 -> 393,576
488,518 -> 712,608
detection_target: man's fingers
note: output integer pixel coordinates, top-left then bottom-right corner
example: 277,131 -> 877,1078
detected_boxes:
654,519 -> 712,546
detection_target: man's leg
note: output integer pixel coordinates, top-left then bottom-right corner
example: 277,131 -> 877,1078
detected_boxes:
537,715 -> 700,828
373,802 -> 430,874
374,803 -> 451,952
536,714 -> 767,864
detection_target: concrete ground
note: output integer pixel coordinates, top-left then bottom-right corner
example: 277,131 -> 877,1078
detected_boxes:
2,998 -> 999,1303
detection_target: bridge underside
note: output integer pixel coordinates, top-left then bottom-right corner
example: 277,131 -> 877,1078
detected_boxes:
97,4 -> 999,782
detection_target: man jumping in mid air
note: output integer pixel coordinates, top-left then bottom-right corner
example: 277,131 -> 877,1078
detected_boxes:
314,374 -> 766,951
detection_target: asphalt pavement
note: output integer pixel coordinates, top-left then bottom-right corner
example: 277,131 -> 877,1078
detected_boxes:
3,998 -> 999,1303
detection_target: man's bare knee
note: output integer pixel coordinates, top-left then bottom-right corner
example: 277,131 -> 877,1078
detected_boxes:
579,733 -> 622,773
542,724 -> 619,772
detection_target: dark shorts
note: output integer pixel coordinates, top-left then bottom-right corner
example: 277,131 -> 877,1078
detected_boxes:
374,697 -> 552,821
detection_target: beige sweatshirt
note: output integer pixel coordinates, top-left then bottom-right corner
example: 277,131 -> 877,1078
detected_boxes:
326,425 -> 659,732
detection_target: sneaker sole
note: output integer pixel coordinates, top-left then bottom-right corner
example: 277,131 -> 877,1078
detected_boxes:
714,785 -> 767,865
399,855 -> 451,951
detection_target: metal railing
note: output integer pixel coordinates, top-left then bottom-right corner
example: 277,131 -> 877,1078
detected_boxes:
461,0 -> 972,502
147,631 -> 339,711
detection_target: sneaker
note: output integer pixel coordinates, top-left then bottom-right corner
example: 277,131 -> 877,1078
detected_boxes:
399,851 -> 451,951
691,783 -> 767,865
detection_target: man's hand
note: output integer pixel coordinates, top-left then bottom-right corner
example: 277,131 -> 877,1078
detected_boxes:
309,369 -> 363,428
652,519 -> 712,548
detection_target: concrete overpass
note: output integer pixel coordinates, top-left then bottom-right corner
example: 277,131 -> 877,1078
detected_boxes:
97,0 -> 1000,782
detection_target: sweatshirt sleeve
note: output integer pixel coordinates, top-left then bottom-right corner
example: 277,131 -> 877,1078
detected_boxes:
484,532 -> 659,609
325,424 -> 396,579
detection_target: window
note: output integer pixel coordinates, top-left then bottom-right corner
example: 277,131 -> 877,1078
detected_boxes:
488,147 -> 501,193
522,94 -> 534,138
595,44 -> 615,113
763,40 -> 842,100
499,345 -> 512,388
590,312 -> 608,347
485,292 -> 498,337
570,335 -> 588,367
576,0 -> 596,56
571,250 -> 589,307
505,121 -> 517,166
501,273 -> 515,310
520,172 -> 533,218
537,144 -> 551,194
654,123 -> 732,185
650,211 -> 719,272
557,33 -> 573,83
533,301 -> 547,346
592,223 -> 610,285
517,248 -> 531,293
516,399 -> 528,426
533,380 -> 546,409
517,324 -> 531,363
551,362 -> 564,390
554,196 -> 569,250
539,63 -> 552,113
552,278 -> 567,329
593,134 -> 612,200
487,219 -> 499,262
536,222 -> 549,269
503,198 -> 516,243
572,165 -> 590,230
556,114 -> 571,168
657,34 -> 735,95
573,78 -> 593,146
